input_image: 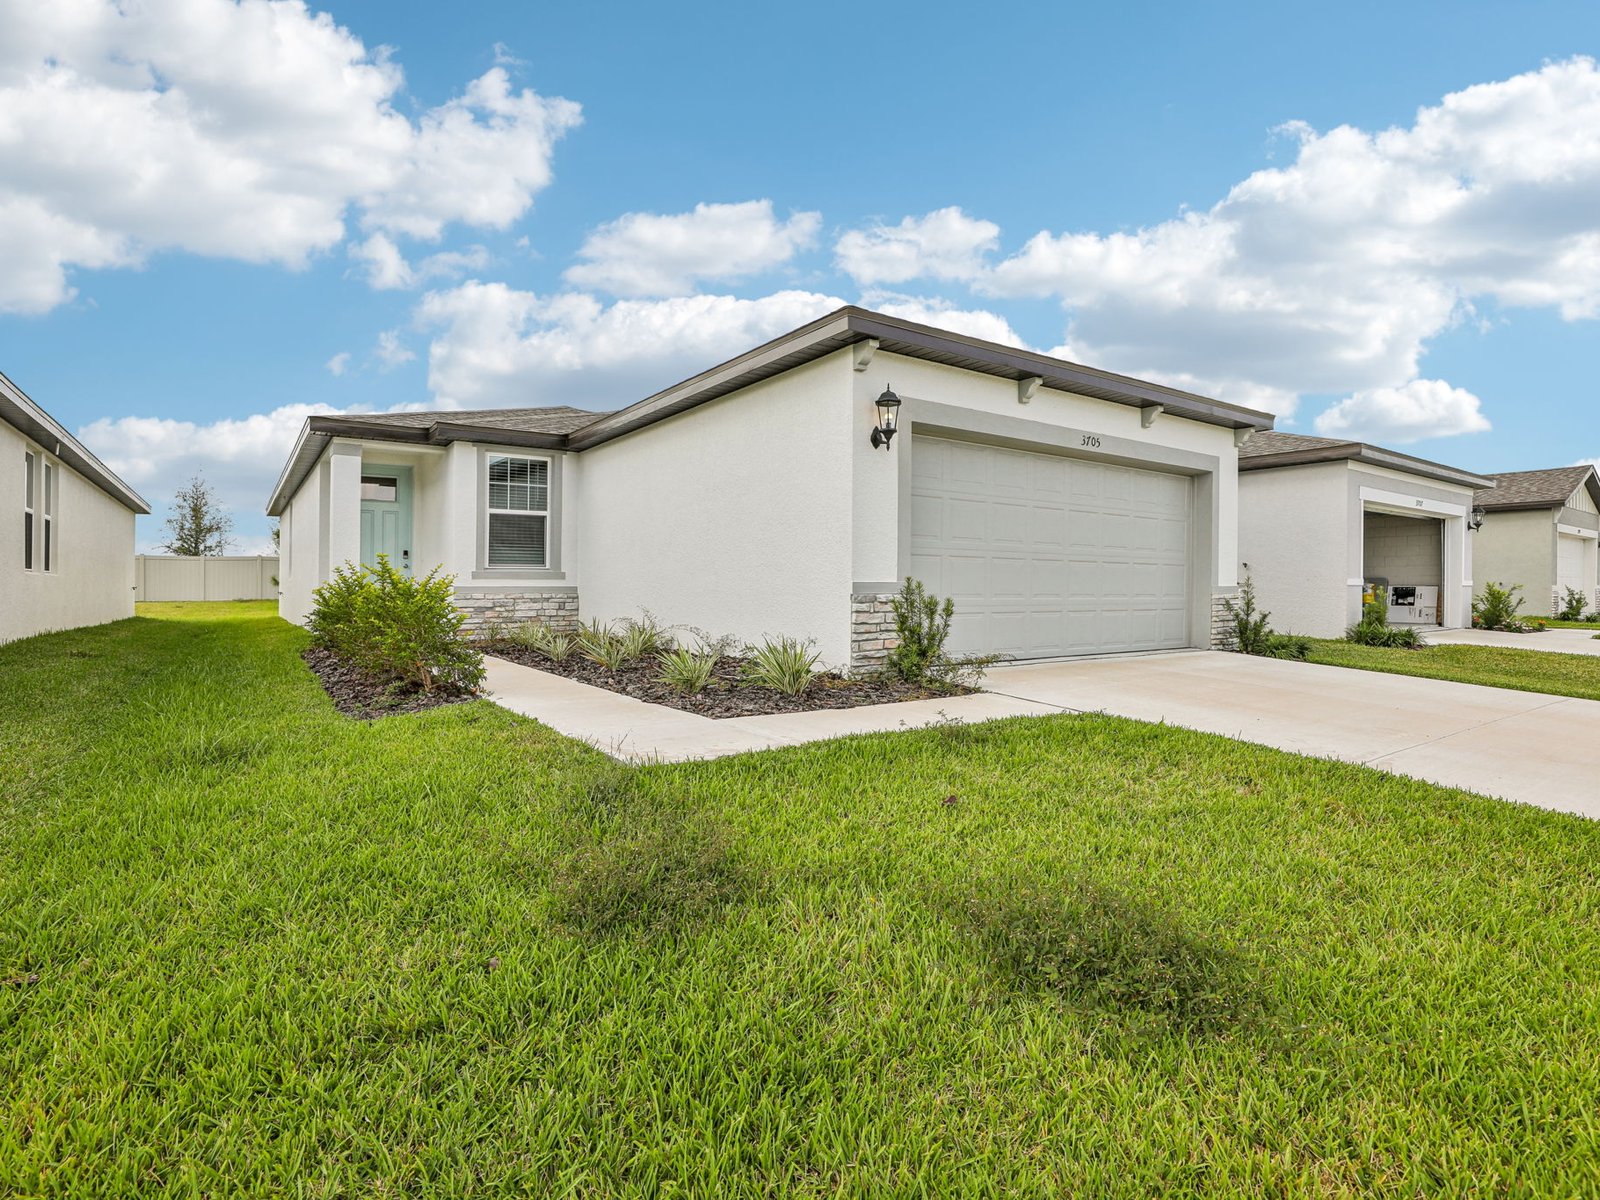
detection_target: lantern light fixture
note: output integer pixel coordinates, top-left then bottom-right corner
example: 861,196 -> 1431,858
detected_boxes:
870,386 -> 901,450
1468,505 -> 1486,532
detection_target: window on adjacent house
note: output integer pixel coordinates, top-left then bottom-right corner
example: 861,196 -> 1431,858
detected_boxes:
486,455 -> 548,568
22,449 -> 35,570
42,461 -> 53,571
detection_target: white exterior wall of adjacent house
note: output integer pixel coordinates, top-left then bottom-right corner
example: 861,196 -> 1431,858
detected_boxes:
1238,461 -> 1351,638
1239,460 -> 1477,638
575,352 -> 856,663
1474,508 -> 1563,616
1,419 -> 138,644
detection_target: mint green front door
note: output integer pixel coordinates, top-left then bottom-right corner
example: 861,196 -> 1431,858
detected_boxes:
359,465 -> 414,574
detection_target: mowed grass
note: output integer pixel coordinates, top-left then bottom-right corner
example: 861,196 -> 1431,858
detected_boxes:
1546,617 -> 1600,631
1305,637 -> 1600,702
3,603 -> 1599,1197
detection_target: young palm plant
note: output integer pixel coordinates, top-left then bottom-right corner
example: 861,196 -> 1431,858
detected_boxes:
741,637 -> 820,695
656,647 -> 717,695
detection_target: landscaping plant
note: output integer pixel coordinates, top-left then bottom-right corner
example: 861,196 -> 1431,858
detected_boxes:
1346,585 -> 1423,649
656,646 -> 718,695
742,635 -> 820,694
1558,587 -> 1588,622
885,576 -> 1002,684
1222,576 -> 1312,659
308,555 -> 484,693
513,620 -> 577,663
1473,581 -> 1527,632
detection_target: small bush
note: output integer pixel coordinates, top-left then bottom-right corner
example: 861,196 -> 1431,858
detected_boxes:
1221,576 -> 1273,655
1558,587 -> 1588,622
1474,581 -> 1525,632
618,614 -> 674,660
1346,586 -> 1423,649
657,646 -> 717,694
308,556 -> 483,693
742,636 -> 821,695
884,576 -> 1000,686
548,776 -> 744,938
577,620 -> 634,670
961,875 -> 1264,1031
1262,633 -> 1313,660
513,621 -> 577,662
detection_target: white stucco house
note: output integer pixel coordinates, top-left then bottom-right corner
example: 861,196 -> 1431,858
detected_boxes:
270,308 -> 1273,671
1472,466 -> 1600,616
1236,431 -> 1494,638
1,370 -> 149,644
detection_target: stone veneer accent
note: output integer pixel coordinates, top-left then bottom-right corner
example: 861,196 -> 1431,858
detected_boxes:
1210,591 -> 1237,650
454,587 -> 579,634
850,592 -> 900,675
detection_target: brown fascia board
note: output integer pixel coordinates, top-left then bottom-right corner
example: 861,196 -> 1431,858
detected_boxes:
566,306 -> 1274,450
1239,441 -> 1495,491
0,370 -> 150,513
424,421 -> 568,449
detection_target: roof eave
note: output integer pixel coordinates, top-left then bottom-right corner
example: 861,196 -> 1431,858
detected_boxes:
0,371 -> 150,514
1239,441 -> 1493,490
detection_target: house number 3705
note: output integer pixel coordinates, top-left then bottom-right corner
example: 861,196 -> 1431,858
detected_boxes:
1080,434 -> 1102,449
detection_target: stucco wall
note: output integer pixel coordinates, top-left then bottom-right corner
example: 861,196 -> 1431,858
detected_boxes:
1238,462 -> 1351,638
278,453 -> 326,625
1,420 -> 137,643
575,352 -> 856,664
1474,508 -> 1556,615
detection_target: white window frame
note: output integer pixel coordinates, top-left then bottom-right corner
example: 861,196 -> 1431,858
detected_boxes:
42,458 -> 53,572
22,446 -> 56,573
484,453 -> 551,570
22,448 -> 36,572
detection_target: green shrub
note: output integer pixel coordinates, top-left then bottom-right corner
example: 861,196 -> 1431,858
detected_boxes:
657,646 -> 717,694
308,556 -> 484,693
1262,633 -> 1313,660
548,775 -> 744,938
1558,587 -> 1588,621
577,620 -> 633,670
1346,586 -> 1423,649
513,621 -> 577,662
742,636 -> 820,695
1474,581 -> 1525,631
1221,576 -> 1273,655
884,576 -> 1000,685
960,874 -> 1264,1031
618,614 -> 674,660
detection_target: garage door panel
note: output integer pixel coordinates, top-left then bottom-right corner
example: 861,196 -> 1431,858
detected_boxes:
912,436 -> 1193,658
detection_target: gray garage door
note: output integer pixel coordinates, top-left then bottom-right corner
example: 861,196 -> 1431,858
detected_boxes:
909,437 -> 1193,659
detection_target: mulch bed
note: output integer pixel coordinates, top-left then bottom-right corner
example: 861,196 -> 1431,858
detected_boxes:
484,642 -> 971,718
302,647 -> 479,720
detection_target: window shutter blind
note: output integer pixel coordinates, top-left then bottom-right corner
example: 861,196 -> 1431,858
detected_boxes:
488,513 -> 547,567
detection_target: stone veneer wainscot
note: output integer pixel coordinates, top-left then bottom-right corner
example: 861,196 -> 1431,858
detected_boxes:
454,587 -> 579,634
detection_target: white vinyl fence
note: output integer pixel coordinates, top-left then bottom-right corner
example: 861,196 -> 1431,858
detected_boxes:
135,555 -> 279,602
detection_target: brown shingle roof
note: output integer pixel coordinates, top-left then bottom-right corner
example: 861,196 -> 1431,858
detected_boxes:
337,406 -> 610,436
1236,429 -> 1492,489
1237,430 -> 1353,459
1475,466 -> 1599,511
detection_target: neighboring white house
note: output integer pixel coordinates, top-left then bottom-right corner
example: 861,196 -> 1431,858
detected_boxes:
1,370 -> 149,644
1472,466 -> 1600,616
1236,431 -> 1493,638
269,307 -> 1273,670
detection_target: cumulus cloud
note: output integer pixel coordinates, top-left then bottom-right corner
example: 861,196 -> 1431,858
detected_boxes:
563,200 -> 821,297
374,329 -> 416,369
415,284 -> 844,407
835,207 -> 1000,285
325,352 -> 351,377
349,234 -> 491,290
863,294 -> 1027,347
0,1 -> 580,313
1314,379 -> 1491,444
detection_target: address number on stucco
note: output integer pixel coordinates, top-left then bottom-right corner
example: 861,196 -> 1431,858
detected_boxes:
1080,434 -> 1102,449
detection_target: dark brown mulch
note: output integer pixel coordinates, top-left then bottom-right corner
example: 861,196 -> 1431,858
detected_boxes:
302,647 -> 479,720
483,642 -> 972,718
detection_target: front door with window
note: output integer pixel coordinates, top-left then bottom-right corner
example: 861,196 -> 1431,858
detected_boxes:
359,466 -> 413,573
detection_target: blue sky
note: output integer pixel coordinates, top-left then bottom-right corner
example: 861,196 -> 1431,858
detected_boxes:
2,0 -> 1597,550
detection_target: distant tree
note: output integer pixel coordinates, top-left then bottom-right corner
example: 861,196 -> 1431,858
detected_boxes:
270,519 -> 280,551
161,475 -> 235,556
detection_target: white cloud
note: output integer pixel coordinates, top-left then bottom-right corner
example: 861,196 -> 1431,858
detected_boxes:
0,2 -> 580,313
862,294 -> 1027,347
350,234 -> 489,289
374,330 -> 416,369
415,284 -> 844,407
835,207 -> 1000,286
325,351 -> 351,377
832,59 -> 1600,438
563,200 -> 821,297
1314,379 -> 1490,444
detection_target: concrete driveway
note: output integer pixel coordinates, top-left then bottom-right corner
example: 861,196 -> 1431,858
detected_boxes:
1423,627 -> 1600,656
984,653 -> 1600,818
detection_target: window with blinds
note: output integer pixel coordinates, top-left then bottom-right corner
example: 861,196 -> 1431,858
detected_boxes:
22,449 -> 35,570
486,455 -> 549,568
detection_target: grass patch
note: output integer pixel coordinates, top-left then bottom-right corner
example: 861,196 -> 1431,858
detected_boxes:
1305,638 -> 1600,702
1546,617 -> 1600,631
3,602 -> 1600,1195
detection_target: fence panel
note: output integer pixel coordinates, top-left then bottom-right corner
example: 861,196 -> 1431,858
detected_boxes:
135,556 -> 279,602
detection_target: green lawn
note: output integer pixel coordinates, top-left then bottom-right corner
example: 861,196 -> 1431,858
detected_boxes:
1305,638 -> 1600,702
4,603 -> 1599,1197
1546,617 -> 1600,631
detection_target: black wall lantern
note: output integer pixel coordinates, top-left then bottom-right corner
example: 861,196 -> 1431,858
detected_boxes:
1468,505 -> 1486,532
870,386 -> 901,450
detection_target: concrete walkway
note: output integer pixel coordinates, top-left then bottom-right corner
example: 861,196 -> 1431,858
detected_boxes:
483,652 -> 1600,818
1423,627 -> 1600,656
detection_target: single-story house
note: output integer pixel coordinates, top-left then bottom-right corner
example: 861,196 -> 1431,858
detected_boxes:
1,369 -> 149,644
1472,466 -> 1600,616
271,308 -> 1274,670
1236,430 -> 1494,638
